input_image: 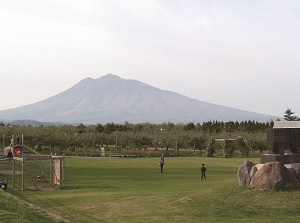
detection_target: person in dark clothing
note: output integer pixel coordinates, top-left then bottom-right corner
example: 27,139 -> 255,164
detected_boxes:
201,163 -> 207,180
159,154 -> 164,173
7,149 -> 13,162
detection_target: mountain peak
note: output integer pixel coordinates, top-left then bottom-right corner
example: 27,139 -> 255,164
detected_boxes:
100,73 -> 121,80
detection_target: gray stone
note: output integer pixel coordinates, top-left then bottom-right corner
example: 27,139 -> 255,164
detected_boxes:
250,162 -> 299,190
237,160 -> 255,187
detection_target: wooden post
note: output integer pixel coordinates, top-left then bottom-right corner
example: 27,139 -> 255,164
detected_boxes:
11,135 -> 14,151
61,157 -> 64,187
50,157 -> 53,185
22,157 -> 25,191
1,135 -> 3,173
12,158 -> 15,188
21,134 -> 24,155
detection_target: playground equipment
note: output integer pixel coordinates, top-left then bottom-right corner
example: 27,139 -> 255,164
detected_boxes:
1,135 -> 65,191
23,145 -> 42,155
2,134 -> 23,157
2,134 -> 42,157
0,179 -> 8,191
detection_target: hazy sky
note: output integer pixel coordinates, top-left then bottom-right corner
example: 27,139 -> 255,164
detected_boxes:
1,0 -> 300,117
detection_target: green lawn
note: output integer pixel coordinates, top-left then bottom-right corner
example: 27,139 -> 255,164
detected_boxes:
2,156 -> 300,223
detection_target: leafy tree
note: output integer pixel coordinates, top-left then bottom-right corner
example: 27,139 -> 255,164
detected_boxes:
184,122 -> 195,131
96,124 -> 104,133
104,123 -> 118,134
224,121 -> 235,133
236,136 -> 251,157
284,108 -> 298,121
206,139 -> 216,157
76,123 -> 86,134
223,139 -> 235,158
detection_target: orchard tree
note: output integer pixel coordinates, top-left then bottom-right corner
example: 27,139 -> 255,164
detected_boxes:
206,139 -> 216,157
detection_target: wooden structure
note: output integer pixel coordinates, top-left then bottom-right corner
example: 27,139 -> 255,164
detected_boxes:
12,155 -> 65,191
1,134 -> 65,190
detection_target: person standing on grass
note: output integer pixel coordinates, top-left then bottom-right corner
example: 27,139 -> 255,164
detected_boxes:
201,163 -> 207,180
7,149 -> 13,162
159,154 -> 164,173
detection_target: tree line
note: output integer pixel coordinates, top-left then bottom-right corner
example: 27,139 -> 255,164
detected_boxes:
1,108 -> 298,157
0,120 -> 274,157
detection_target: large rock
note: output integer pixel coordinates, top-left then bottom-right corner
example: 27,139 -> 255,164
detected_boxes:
250,162 -> 299,190
290,163 -> 300,183
250,164 -> 264,178
250,165 -> 258,178
237,160 -> 255,186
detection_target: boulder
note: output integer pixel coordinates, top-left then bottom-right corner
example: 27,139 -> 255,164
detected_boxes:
249,164 -> 266,188
250,162 -> 299,190
250,165 -> 257,178
237,160 -> 255,187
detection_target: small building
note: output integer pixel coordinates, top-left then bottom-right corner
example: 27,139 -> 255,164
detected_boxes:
261,121 -> 300,164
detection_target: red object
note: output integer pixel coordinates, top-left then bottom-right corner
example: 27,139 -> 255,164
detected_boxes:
14,146 -> 22,155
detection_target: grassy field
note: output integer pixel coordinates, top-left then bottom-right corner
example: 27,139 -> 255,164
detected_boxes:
2,156 -> 300,222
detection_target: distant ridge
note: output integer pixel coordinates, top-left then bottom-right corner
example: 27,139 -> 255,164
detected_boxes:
0,74 -> 277,124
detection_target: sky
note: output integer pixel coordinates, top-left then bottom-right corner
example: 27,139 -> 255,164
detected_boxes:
1,0 -> 300,118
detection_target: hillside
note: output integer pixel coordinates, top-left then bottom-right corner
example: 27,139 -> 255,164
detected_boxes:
0,190 -> 67,222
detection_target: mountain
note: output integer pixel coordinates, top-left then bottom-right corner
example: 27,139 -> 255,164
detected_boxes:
0,74 -> 277,124
1,119 -> 62,127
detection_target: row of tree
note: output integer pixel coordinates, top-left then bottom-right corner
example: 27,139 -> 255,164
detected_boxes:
0,120 -> 272,157
0,108 -> 297,157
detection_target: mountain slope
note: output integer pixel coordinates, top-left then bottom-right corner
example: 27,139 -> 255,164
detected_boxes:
0,74 -> 277,124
